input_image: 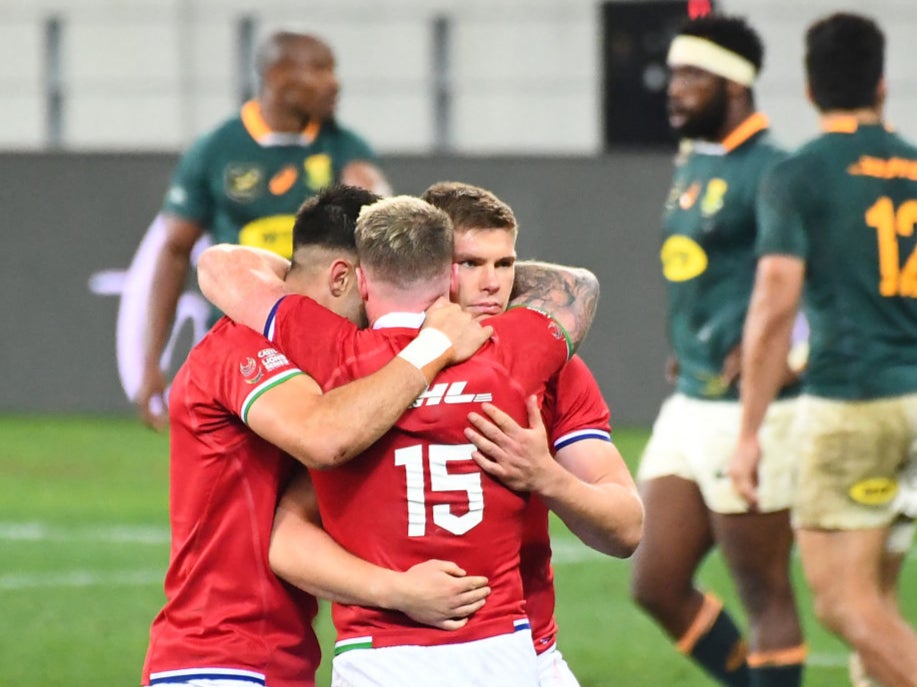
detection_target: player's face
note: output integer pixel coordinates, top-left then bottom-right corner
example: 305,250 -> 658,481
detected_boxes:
451,228 -> 517,320
276,41 -> 340,122
667,65 -> 728,140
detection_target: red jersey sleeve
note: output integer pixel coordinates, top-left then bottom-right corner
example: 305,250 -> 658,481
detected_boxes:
544,355 -> 612,452
198,321 -> 303,424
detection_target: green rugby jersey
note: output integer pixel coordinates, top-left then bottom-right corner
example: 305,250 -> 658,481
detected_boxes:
662,113 -> 786,399
757,119 -> 917,400
163,100 -> 377,258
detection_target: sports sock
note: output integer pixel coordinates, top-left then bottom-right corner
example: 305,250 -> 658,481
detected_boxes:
748,644 -> 807,686
676,593 -> 750,687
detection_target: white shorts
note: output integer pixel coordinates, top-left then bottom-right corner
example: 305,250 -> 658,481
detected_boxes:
536,644 -> 581,687
331,630 -> 538,687
637,394 -> 798,513
792,393 -> 917,530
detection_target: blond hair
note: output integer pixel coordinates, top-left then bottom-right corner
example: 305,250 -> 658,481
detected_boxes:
355,196 -> 454,286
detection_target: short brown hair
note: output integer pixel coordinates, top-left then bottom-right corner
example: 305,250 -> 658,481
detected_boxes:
421,181 -> 517,235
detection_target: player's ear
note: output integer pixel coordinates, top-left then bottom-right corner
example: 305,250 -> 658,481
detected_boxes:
356,266 -> 369,301
449,262 -> 460,299
329,259 -> 355,298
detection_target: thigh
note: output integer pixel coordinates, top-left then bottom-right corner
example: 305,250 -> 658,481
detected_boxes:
632,474 -> 713,588
793,396 -> 911,530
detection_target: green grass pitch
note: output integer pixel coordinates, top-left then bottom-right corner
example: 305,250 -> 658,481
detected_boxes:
1,415 -> 913,686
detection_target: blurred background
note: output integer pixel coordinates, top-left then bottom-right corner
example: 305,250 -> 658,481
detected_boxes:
4,0 -> 916,424
3,2 -> 917,685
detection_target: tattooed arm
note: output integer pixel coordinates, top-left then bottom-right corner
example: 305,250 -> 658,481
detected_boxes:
509,260 -> 599,352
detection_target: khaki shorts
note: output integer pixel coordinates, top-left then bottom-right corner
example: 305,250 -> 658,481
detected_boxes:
792,393 -> 917,530
638,393 -> 798,514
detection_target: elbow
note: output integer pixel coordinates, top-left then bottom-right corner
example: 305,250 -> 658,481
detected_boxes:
288,437 -> 354,471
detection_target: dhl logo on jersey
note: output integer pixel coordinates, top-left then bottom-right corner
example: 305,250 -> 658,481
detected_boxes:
661,235 -> 708,282
848,155 -> 917,180
412,381 -> 493,408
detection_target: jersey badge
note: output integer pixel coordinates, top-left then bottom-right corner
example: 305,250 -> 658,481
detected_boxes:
700,178 -> 728,216
224,164 -> 264,202
304,154 -> 333,191
679,181 -> 701,210
269,164 -> 299,195
240,357 -> 264,385
257,347 -> 291,371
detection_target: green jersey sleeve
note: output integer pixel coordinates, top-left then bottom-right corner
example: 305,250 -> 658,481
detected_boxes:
162,131 -> 217,226
755,160 -> 809,259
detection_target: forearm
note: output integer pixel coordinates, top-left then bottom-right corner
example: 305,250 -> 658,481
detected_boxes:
197,244 -> 291,331
538,472 -> 644,558
143,245 -> 191,368
739,291 -> 796,439
270,506 -> 401,607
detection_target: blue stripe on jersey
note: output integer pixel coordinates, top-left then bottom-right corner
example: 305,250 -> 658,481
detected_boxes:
263,296 -> 287,339
149,667 -> 265,686
553,429 -> 612,452
514,618 -> 532,632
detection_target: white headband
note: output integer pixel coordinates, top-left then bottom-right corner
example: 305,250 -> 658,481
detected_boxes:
667,35 -> 757,86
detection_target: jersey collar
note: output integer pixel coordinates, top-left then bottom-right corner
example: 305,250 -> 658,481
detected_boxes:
821,115 -> 892,134
685,112 -> 769,156
371,311 -> 426,330
241,99 -> 321,147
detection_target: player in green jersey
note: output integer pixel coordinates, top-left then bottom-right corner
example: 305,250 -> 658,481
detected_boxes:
629,15 -> 806,687
136,31 -> 391,430
732,13 -> 917,687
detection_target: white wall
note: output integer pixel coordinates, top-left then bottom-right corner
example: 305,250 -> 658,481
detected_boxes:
2,0 -> 916,152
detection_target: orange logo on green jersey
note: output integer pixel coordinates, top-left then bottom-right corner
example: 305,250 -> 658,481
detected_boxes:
661,235 -> 708,282
269,165 -> 299,195
848,156 -> 917,180
848,477 -> 898,506
304,154 -> 333,191
701,178 -> 728,217
679,182 -> 702,210
238,214 -> 296,258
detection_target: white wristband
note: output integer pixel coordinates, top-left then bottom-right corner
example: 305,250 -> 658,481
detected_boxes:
398,328 -> 453,374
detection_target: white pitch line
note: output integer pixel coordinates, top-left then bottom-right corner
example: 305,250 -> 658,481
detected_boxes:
0,569 -> 163,591
0,521 -> 169,544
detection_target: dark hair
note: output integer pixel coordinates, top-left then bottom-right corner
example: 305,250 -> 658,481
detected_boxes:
292,185 -> 381,253
677,14 -> 764,73
421,181 -> 517,233
805,13 -> 884,111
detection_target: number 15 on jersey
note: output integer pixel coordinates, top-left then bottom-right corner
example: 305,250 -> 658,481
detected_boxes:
394,444 -> 484,537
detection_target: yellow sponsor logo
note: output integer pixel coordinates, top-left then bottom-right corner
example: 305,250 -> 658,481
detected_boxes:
238,214 -> 296,258
848,477 -> 898,506
661,235 -> 708,282
700,178 -> 728,216
304,154 -> 333,191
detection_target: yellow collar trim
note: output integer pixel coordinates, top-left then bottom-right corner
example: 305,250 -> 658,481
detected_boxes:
721,112 -> 769,152
241,100 -> 321,144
